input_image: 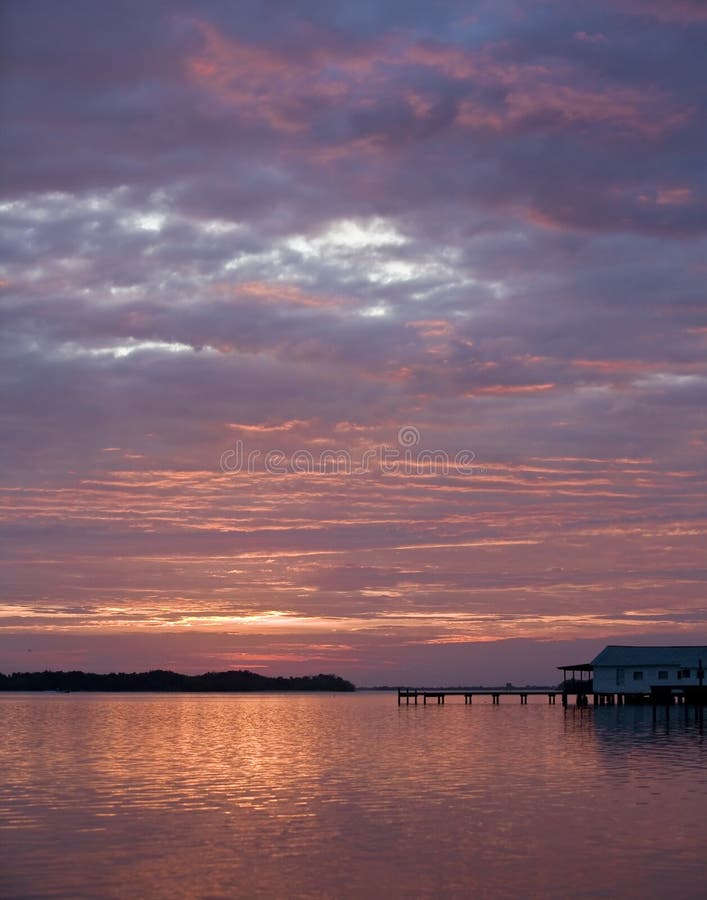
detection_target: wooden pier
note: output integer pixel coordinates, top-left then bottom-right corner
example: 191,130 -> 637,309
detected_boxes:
398,687 -> 707,708
397,689 -> 558,705
397,657 -> 707,710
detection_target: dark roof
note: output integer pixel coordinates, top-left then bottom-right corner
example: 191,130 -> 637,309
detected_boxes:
556,663 -> 593,672
591,645 -> 707,667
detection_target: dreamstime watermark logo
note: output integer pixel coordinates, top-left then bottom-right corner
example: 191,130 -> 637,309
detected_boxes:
219,426 -> 483,476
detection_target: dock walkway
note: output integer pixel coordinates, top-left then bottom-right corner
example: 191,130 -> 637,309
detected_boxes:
397,689 -> 557,705
398,687 -> 706,708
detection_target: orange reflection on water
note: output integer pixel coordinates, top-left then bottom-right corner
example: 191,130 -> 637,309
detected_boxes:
1,693 -> 706,899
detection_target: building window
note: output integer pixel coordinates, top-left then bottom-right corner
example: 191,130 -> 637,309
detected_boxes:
633,671 -> 643,681
616,667 -> 624,686
678,668 -> 690,679
658,671 -> 668,680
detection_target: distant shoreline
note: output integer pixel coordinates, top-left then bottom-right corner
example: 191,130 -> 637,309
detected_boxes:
0,669 -> 356,693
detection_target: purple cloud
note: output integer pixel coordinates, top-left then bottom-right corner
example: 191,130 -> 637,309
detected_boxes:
1,0 -> 705,681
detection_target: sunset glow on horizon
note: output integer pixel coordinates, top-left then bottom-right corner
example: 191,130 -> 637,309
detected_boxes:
1,1 -> 706,684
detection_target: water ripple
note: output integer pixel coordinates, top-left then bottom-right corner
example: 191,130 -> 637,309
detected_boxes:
1,694 -> 705,899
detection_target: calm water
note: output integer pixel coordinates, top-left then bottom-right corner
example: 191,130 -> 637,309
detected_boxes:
1,693 -> 705,900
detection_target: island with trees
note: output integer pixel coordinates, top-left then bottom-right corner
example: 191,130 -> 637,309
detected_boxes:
0,669 -> 355,692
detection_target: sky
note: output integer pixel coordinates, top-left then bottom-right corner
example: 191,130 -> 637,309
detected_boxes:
1,0 -> 706,685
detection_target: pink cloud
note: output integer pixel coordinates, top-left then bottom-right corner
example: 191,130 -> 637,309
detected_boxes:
574,31 -> 608,44
1,1 -> 705,682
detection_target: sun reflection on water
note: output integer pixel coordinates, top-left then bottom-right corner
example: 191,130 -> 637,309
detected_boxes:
1,694 -> 705,899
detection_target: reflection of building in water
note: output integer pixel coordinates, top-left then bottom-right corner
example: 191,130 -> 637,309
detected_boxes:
559,645 -> 706,706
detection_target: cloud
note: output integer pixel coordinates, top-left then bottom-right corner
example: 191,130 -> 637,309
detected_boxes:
1,0 -> 705,679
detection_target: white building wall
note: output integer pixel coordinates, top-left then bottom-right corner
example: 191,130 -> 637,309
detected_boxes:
593,664 -> 701,694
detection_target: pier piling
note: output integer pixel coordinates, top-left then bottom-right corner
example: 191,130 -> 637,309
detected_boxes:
397,688 -> 560,706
